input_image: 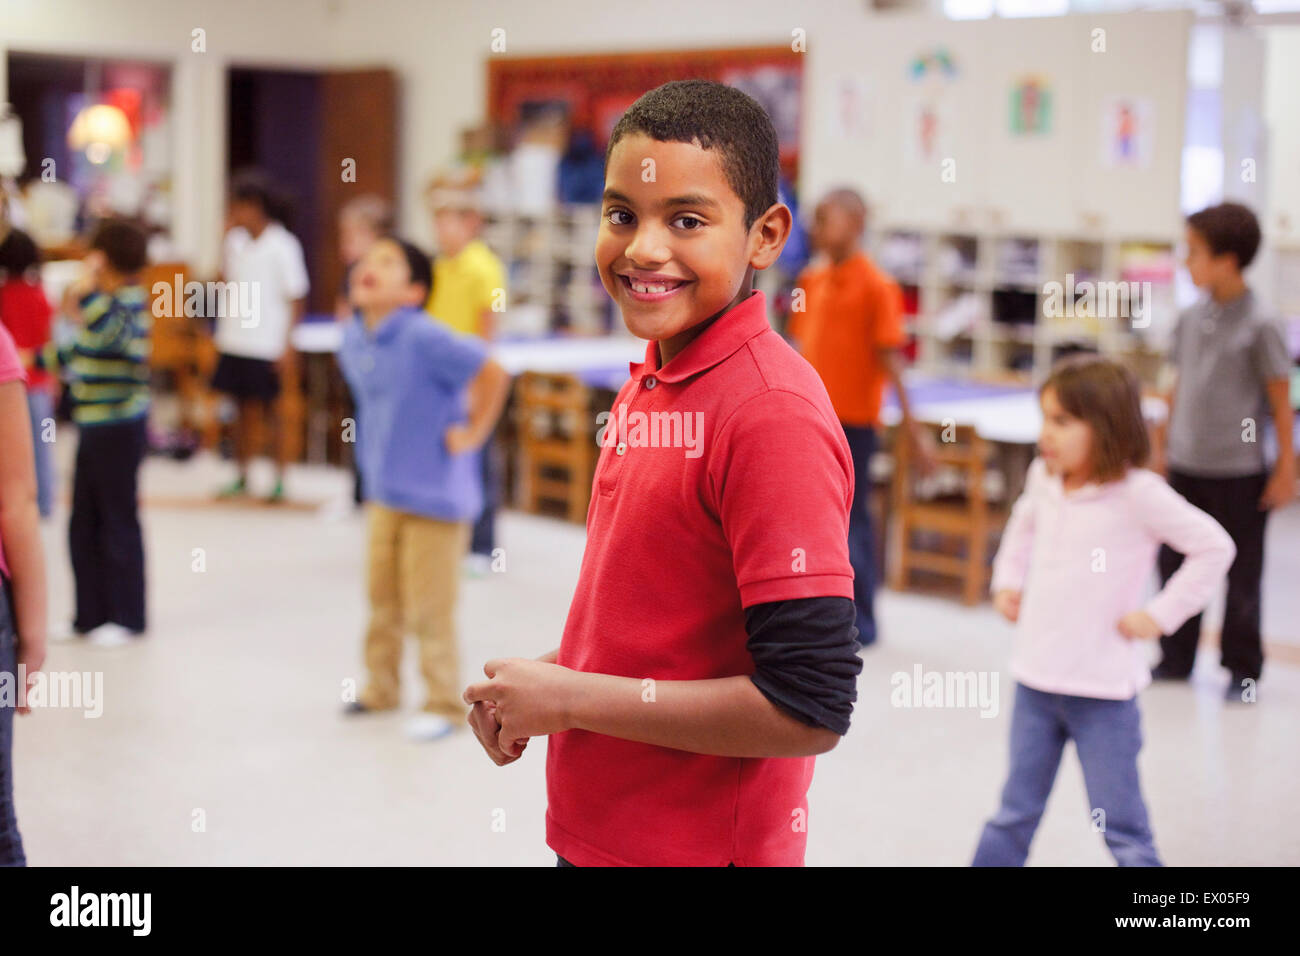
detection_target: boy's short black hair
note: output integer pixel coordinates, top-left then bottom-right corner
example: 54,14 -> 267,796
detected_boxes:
230,168 -> 293,227
0,228 -> 41,278
382,236 -> 433,297
90,218 -> 148,275
605,79 -> 779,231
1187,202 -> 1261,271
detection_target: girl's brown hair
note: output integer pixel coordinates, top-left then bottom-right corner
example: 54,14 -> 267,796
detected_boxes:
1041,354 -> 1149,482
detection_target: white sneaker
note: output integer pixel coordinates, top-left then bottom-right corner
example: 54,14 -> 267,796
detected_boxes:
462,553 -> 493,578
405,714 -> 455,741
87,623 -> 136,648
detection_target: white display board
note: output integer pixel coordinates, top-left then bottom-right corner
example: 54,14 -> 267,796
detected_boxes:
803,10 -> 1192,239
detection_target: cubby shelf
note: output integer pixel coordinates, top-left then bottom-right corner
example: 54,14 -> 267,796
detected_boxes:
480,204 -> 619,338
873,227 -> 1179,385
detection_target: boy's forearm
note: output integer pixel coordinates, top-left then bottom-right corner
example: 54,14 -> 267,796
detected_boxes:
465,359 -> 510,446
1267,379 -> 1294,465
537,647 -> 559,663
880,348 -> 916,425
563,670 -> 838,758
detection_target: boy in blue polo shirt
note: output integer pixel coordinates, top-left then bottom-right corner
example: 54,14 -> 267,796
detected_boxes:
338,237 -> 510,740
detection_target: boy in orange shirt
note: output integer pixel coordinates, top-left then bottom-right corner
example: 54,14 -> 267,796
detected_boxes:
788,189 -> 931,645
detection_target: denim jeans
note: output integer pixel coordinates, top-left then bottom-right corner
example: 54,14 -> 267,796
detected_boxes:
26,389 -> 55,519
841,425 -> 878,645
0,578 -> 26,866
973,682 -> 1161,867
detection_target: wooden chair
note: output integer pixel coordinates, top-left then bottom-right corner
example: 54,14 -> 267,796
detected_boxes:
886,420 -> 1008,605
514,372 -> 594,523
143,262 -> 213,443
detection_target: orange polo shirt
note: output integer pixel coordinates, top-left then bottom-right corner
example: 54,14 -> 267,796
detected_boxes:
789,251 -> 906,428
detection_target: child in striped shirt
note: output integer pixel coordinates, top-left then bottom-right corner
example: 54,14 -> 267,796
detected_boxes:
58,219 -> 152,647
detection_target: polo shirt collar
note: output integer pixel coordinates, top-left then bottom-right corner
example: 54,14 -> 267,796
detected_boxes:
1206,288 -> 1253,319
630,289 -> 770,384
358,305 -> 418,344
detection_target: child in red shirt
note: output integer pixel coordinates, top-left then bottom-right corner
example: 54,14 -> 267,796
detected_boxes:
465,81 -> 863,866
0,228 -> 56,518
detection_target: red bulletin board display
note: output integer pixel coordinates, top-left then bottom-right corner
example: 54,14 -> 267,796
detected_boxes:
486,46 -> 804,181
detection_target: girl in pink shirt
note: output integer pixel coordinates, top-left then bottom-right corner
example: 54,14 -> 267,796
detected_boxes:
973,355 -> 1234,867
0,320 -> 49,865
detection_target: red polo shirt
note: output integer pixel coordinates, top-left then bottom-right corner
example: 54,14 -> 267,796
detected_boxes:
545,289 -> 855,867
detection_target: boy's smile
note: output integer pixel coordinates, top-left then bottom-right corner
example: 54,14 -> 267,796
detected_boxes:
596,133 -> 789,364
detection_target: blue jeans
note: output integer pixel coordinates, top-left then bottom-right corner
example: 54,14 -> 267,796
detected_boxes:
26,389 -> 55,519
973,683 -> 1161,867
842,425 -> 878,645
0,579 -> 26,866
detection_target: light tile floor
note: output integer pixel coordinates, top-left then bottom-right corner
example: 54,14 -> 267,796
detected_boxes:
11,451 -> 1300,865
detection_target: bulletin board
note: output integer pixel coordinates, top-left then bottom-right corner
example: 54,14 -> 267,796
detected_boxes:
486,46 -> 804,182
801,10 -> 1194,239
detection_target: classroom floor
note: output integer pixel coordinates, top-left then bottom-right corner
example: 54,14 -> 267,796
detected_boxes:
12,449 -> 1300,866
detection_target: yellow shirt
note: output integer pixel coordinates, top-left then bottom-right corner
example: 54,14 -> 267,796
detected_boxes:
425,239 -> 506,339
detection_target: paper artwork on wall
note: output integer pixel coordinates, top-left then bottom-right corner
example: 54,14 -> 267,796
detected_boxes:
1101,97 -> 1154,168
1009,75 -> 1052,136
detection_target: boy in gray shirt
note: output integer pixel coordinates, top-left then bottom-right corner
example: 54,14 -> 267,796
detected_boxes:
1157,202 -> 1296,700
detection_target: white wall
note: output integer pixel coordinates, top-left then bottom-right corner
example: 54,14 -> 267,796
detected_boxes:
803,10 -> 1192,239
1265,26 -> 1300,246
0,0 -> 877,270
4,1 -> 1289,270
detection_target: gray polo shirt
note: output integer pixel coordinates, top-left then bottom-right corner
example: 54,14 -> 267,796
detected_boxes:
1167,289 -> 1292,477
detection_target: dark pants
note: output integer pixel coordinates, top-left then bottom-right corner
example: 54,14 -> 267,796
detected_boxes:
470,438 -> 501,558
842,425 -> 878,646
69,417 -> 148,633
0,578 -> 26,865
973,683 -> 1160,867
1157,470 -> 1268,680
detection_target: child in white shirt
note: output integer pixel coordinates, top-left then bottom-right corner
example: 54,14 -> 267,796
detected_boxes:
211,170 -> 309,502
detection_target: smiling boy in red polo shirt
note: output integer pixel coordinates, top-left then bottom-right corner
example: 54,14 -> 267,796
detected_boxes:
464,80 -> 863,867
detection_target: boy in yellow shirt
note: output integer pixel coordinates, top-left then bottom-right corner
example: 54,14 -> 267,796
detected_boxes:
425,173 -> 507,570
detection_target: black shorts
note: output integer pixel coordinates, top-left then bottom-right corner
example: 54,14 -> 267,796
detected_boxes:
211,353 -> 280,401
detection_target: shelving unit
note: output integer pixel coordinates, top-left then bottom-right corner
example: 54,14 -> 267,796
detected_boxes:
479,203 -> 618,338
872,227 -> 1179,385
1273,243 -> 1300,335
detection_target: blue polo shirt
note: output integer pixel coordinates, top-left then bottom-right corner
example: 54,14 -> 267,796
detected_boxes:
338,306 -> 488,522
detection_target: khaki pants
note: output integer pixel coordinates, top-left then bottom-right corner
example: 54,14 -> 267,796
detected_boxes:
360,503 -> 469,718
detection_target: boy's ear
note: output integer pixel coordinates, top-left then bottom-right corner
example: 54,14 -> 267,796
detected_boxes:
405,282 -> 430,307
748,203 -> 793,272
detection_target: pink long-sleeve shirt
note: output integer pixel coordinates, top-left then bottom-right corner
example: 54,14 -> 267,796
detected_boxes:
991,457 -> 1236,700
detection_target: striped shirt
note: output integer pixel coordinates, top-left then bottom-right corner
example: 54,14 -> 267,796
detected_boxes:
66,285 -> 152,427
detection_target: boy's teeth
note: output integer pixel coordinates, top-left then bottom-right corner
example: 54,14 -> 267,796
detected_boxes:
631,278 -> 678,293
